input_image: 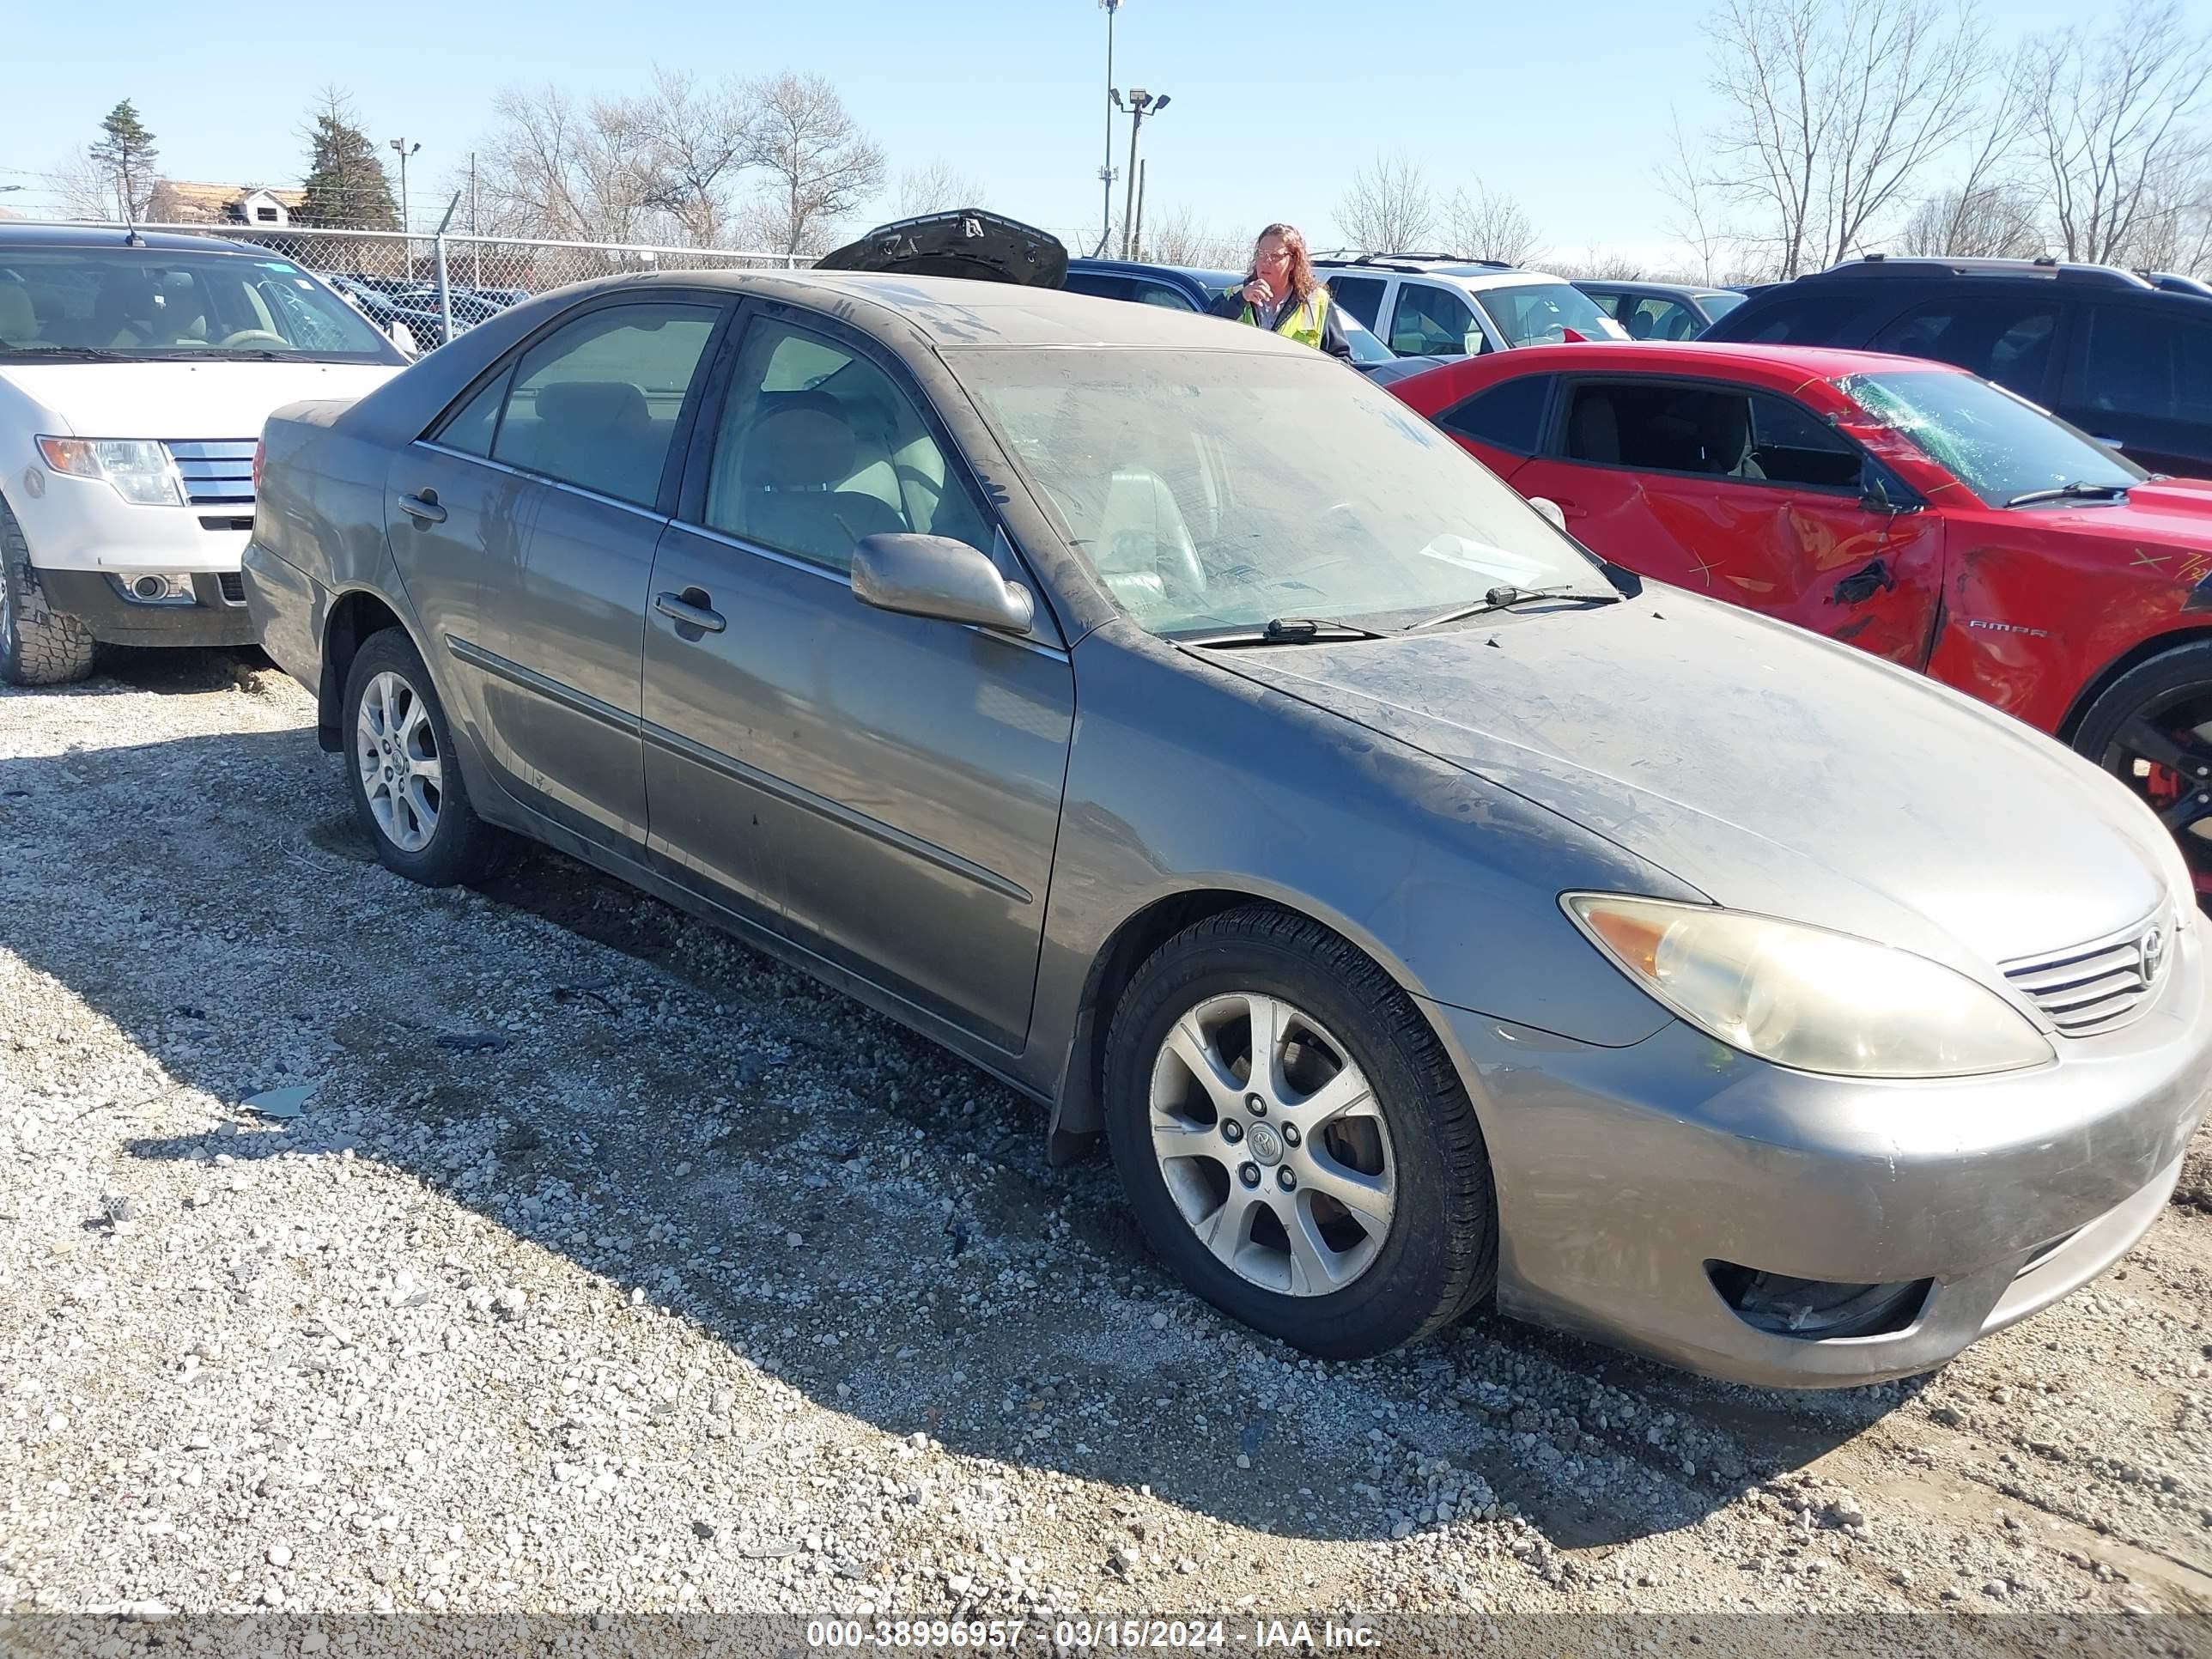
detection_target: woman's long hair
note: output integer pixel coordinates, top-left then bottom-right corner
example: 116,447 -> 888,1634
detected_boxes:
1247,223 -> 1321,303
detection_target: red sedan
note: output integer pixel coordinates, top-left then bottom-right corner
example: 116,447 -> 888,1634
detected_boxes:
1389,342 -> 2212,892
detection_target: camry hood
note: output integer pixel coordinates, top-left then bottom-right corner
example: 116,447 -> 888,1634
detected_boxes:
2,361 -> 399,440
1204,592 -> 2176,977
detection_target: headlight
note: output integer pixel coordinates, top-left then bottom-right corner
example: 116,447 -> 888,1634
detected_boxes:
1565,894 -> 2053,1079
35,437 -> 185,507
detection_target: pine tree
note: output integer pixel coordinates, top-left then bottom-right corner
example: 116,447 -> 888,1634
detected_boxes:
88,100 -> 158,221
298,89 -> 398,230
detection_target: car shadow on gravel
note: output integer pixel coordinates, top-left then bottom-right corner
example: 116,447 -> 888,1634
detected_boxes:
0,720 -> 1926,1554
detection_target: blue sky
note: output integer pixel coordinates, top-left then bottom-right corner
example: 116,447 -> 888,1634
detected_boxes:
0,0 -> 2132,267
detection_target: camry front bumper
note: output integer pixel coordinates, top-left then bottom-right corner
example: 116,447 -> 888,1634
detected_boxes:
1424,915 -> 2212,1389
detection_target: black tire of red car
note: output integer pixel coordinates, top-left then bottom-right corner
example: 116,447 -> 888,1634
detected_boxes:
2071,639 -> 2212,899
342,628 -> 512,887
0,497 -> 97,687
1103,905 -> 1498,1360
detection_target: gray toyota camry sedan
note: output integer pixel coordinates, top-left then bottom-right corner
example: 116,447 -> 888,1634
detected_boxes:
242,270 -> 2212,1387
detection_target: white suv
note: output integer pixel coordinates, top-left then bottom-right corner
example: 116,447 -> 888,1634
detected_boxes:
1313,254 -> 1629,357
0,225 -> 408,684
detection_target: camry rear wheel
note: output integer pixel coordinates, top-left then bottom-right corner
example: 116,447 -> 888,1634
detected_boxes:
1103,906 -> 1497,1360
2072,641 -> 2212,902
342,629 -> 509,886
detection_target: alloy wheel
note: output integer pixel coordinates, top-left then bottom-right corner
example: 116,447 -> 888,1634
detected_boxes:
355,669 -> 443,854
1147,992 -> 1396,1297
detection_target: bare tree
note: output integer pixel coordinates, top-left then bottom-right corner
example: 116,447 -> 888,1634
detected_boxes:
2020,1 -> 2212,265
1657,112 -> 1745,283
475,84 -> 669,243
1897,181 -> 2043,255
891,161 -> 987,219
741,71 -> 885,258
1440,184 -> 1541,264
1140,207 -> 1249,270
43,149 -> 118,220
1701,0 -> 1988,276
1554,246 -> 1650,280
1334,155 -> 1436,253
634,67 -> 755,246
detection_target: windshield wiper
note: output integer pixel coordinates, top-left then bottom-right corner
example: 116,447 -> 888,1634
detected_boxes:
1188,617 -> 1396,648
2005,480 -> 2132,507
1411,583 -> 1620,631
1,345 -> 131,362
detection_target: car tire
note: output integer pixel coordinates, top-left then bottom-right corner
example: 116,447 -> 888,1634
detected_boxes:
342,628 -> 510,886
1103,905 -> 1498,1360
0,499 -> 97,687
2071,641 -> 2212,899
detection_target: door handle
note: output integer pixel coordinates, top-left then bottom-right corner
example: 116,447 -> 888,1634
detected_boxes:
655,589 -> 726,634
398,490 -> 447,524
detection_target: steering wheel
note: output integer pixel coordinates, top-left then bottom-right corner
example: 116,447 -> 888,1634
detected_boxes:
217,329 -> 289,349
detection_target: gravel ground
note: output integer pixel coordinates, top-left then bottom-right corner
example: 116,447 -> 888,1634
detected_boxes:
3,649 -> 2212,1645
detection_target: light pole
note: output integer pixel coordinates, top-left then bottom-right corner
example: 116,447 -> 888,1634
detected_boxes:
1110,89 -> 1169,261
1097,0 -> 1121,258
389,138 -> 421,271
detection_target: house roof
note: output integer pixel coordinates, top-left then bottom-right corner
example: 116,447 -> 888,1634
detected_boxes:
146,181 -> 307,222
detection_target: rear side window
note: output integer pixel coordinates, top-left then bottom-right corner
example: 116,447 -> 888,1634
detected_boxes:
1437,375 -> 1553,453
1867,293 -> 2058,396
1325,275 -> 1387,331
2081,304 -> 2212,423
489,302 -> 717,506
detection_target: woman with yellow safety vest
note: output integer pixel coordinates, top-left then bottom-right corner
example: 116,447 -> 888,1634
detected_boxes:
1208,223 -> 1352,362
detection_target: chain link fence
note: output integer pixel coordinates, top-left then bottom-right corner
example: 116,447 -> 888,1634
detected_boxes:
53,222 -> 805,355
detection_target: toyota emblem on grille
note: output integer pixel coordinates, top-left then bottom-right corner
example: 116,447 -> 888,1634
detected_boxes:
2142,926 -> 2168,984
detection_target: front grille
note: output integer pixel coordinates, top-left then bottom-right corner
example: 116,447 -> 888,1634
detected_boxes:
163,439 -> 257,509
217,573 -> 245,604
2002,909 -> 2174,1036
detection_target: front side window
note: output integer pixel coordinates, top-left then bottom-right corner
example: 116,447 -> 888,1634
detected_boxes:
489,302 -> 717,506
1558,378 -> 1855,485
1389,283 -> 1480,356
959,346 -> 1599,637
1477,283 -> 1620,346
1132,281 -> 1199,312
0,247 -> 403,363
1838,368 -> 2144,506
1868,295 -> 2059,396
1621,297 -> 1702,341
704,319 -> 991,574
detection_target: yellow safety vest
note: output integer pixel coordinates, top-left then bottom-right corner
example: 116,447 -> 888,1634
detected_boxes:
1237,287 -> 1331,350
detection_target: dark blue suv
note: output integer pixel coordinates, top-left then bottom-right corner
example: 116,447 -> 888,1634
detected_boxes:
1703,255 -> 2212,479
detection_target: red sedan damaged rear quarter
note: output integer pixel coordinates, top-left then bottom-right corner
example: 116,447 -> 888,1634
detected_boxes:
1389,343 -> 2212,738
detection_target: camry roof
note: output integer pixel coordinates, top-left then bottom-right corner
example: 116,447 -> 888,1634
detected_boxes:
616,268 -> 1318,354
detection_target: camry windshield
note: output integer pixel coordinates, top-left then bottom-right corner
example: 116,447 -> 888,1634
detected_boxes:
959,347 -> 1603,636
1838,369 -> 2144,507
0,247 -> 403,363
1477,283 -> 1620,345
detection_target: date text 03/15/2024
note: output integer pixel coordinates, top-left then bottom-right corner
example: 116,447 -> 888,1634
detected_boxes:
805,1619 -> 1384,1650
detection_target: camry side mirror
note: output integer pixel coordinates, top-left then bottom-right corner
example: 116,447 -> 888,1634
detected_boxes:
1528,497 -> 1568,532
852,532 -> 1035,635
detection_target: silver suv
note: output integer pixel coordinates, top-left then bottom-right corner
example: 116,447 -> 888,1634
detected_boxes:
1315,253 -> 1629,356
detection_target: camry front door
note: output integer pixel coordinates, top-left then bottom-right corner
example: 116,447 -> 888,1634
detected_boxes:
642,312 -> 1074,1053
